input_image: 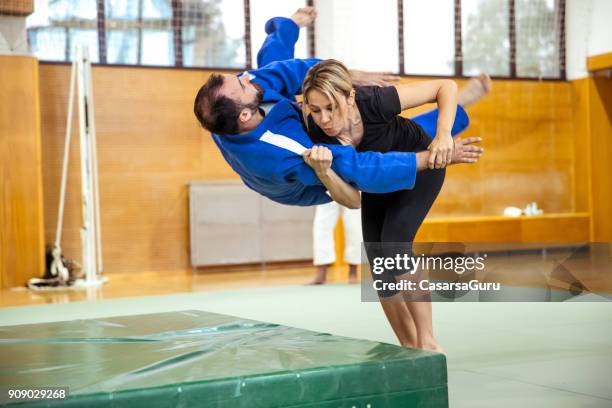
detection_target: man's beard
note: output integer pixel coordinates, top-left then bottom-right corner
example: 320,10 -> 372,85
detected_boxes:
235,84 -> 265,132
241,83 -> 264,111
248,82 -> 264,111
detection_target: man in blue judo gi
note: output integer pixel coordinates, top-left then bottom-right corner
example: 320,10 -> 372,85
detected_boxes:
193,7 -> 486,207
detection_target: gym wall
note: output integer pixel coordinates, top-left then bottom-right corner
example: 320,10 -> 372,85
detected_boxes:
34,63 -> 601,275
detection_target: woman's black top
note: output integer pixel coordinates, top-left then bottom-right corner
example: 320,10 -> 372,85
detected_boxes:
307,86 -> 431,153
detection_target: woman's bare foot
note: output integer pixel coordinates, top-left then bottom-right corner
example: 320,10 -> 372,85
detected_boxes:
419,338 -> 445,353
291,7 -> 317,28
400,340 -> 417,348
458,73 -> 492,108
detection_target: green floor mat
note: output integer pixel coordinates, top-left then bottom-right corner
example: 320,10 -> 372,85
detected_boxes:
0,310 -> 447,407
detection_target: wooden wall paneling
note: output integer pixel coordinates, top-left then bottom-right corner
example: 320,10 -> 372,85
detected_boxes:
587,52 -> 612,73
0,0 -> 33,15
414,220 -> 449,243
589,77 -> 612,241
414,214 -> 590,244
570,79 -> 592,215
39,64 -> 237,274
520,213 -> 590,243
402,78 -> 576,218
103,225 -> 190,273
446,217 -> 522,242
36,65 -> 588,274
0,56 -> 44,288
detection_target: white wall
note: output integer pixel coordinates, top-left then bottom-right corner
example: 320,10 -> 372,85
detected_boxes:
314,0 -> 399,72
565,0 -> 591,80
566,0 -> 612,80
0,16 -> 28,56
587,0 -> 612,57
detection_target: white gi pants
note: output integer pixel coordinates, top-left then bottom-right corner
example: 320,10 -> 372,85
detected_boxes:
312,201 -> 363,266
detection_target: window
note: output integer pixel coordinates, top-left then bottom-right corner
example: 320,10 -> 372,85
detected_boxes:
461,0 -> 510,76
105,0 -> 139,64
105,0 -> 174,66
27,0 -> 99,62
182,0 -> 245,68
28,27 -> 66,61
27,0 -> 245,68
404,0 -> 455,76
249,0 -> 308,68
516,0 -> 561,78
25,0 -> 565,78
318,0 -> 398,72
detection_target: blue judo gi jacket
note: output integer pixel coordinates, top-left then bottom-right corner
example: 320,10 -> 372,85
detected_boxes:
210,18 -> 469,206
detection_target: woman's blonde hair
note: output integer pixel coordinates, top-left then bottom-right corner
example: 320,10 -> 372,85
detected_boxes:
302,59 -> 353,126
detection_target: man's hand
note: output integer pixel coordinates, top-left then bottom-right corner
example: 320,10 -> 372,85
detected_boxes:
450,137 -> 484,165
349,70 -> 400,87
428,133 -> 454,169
303,146 -> 333,176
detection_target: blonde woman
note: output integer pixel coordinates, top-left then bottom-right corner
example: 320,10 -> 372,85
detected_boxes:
301,59 -> 489,352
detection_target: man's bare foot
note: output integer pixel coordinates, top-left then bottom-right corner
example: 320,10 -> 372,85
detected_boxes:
458,73 -> 492,108
291,7 -> 317,28
348,264 -> 358,284
309,278 -> 325,285
309,266 -> 327,285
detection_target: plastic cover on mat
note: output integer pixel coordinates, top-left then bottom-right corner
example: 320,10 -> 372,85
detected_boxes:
0,310 -> 447,407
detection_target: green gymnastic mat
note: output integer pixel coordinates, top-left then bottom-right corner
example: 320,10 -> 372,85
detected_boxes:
0,310 -> 447,407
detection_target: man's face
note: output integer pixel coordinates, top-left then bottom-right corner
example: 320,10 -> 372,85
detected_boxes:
219,73 -> 261,107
